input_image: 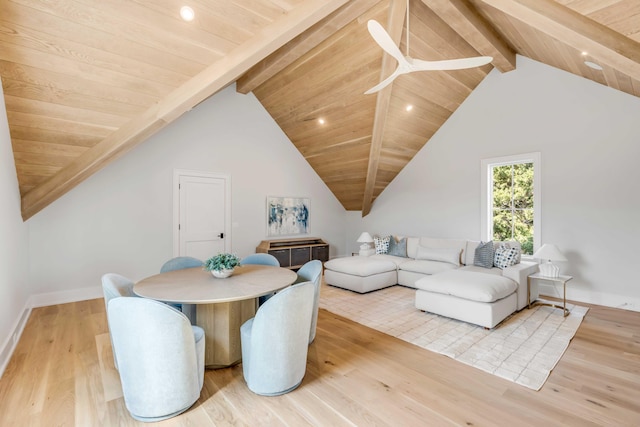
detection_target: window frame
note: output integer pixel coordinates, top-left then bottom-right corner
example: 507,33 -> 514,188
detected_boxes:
481,152 -> 541,258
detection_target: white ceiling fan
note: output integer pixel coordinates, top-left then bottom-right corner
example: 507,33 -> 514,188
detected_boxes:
364,2 -> 493,95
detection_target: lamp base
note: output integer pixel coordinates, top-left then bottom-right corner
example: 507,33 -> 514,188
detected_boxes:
359,248 -> 376,257
539,261 -> 559,278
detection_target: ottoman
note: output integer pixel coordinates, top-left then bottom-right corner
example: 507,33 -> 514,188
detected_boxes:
414,269 -> 518,328
324,256 -> 397,293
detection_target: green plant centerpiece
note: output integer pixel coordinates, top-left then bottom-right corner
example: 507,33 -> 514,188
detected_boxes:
204,253 -> 241,278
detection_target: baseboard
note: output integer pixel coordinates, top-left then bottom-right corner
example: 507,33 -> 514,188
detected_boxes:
538,283 -> 640,312
0,303 -> 31,379
27,285 -> 103,308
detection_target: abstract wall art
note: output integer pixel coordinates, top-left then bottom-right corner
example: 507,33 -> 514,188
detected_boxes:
267,196 -> 310,237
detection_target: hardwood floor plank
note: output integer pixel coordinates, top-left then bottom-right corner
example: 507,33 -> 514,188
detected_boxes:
0,285 -> 639,426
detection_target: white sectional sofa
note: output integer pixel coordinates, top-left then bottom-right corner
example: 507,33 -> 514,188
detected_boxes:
324,237 -> 539,328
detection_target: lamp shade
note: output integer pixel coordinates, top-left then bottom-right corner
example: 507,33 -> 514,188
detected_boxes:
533,244 -> 567,262
357,232 -> 374,243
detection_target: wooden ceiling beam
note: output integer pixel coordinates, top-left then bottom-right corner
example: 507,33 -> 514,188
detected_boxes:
362,0 -> 407,217
236,0 -> 381,94
425,0 -> 516,72
20,0 -> 351,220
480,0 -> 640,79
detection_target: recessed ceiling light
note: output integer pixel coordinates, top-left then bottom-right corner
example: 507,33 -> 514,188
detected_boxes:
584,60 -> 603,71
180,6 -> 195,22
405,105 -> 413,112
581,51 -> 588,56
318,118 -> 325,125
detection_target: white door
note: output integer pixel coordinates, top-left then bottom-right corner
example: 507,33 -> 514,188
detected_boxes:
173,171 -> 230,260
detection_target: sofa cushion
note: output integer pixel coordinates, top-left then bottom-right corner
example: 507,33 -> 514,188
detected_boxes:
415,246 -> 461,266
370,254 -> 409,267
406,238 -> 467,260
374,235 -> 391,254
414,270 -> 517,303
473,241 -> 494,269
460,265 -> 502,275
324,257 -> 396,277
398,259 -> 459,275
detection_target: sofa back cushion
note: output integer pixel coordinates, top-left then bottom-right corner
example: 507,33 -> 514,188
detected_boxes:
406,237 -> 467,263
415,246 -> 461,266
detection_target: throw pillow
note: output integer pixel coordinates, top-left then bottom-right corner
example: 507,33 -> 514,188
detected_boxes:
473,241 -> 494,269
494,244 -> 520,269
415,246 -> 461,266
374,235 -> 391,254
387,236 -> 407,257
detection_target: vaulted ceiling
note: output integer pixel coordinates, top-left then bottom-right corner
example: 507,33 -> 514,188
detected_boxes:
2,0 -> 639,220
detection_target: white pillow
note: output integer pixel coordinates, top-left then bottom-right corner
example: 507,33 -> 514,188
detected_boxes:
415,246 -> 461,266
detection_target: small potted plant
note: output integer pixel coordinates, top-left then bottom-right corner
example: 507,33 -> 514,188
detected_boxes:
204,252 -> 241,278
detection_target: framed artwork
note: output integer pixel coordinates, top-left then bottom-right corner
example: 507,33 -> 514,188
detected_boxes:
267,196 -> 310,237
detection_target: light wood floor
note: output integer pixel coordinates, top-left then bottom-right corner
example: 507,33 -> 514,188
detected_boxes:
1,285 -> 639,426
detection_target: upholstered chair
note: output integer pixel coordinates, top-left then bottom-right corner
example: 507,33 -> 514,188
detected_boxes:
102,273 -> 138,370
240,253 -> 280,267
240,281 -> 315,396
108,297 -> 205,423
159,256 -> 204,322
160,256 -> 204,273
240,253 -> 280,305
295,260 -> 323,344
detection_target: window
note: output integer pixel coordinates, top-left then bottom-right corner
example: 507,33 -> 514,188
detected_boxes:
481,153 -> 540,255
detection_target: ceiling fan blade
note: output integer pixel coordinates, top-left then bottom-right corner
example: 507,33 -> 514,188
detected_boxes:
410,56 -> 493,71
364,67 -> 403,94
367,20 -> 406,65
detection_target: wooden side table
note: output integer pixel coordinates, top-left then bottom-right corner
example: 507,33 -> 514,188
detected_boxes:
527,273 -> 573,317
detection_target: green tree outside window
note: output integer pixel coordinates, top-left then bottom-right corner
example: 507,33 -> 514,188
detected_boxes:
491,163 -> 534,255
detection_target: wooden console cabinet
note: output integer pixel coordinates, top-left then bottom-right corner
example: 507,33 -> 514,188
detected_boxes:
256,237 -> 329,269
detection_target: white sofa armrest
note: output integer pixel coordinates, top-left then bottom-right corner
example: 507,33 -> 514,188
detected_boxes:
501,261 -> 539,310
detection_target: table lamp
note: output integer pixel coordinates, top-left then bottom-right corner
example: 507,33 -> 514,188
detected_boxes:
357,232 -> 374,256
533,243 -> 567,278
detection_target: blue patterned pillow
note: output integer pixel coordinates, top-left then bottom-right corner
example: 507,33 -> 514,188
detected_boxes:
494,244 -> 520,269
374,235 -> 390,254
473,241 -> 494,269
387,237 -> 407,257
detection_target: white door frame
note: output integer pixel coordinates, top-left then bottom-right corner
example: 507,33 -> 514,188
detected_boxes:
172,169 -> 232,257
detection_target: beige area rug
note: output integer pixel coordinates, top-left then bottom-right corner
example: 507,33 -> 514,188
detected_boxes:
319,284 -> 588,391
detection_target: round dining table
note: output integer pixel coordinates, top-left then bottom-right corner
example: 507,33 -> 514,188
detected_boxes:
134,264 -> 298,368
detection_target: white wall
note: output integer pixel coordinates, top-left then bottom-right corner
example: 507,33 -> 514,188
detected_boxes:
26,84 -> 345,302
0,81 -> 31,374
347,56 -> 640,311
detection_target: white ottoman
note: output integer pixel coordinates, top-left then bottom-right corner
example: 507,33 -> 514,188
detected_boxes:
414,269 -> 518,328
324,257 -> 397,293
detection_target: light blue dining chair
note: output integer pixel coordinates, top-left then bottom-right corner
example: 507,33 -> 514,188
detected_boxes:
240,281 -> 315,396
108,297 -> 205,422
240,253 -> 280,306
240,253 -> 279,267
160,256 -> 204,273
295,260 -> 323,344
159,256 -> 204,323
102,273 -> 139,370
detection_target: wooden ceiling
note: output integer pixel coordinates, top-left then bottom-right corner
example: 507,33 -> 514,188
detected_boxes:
2,0 -> 640,220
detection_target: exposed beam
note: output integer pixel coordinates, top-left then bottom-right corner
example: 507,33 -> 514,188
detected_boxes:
362,0 -> 407,217
425,0 -> 516,72
20,0 -> 351,220
480,0 -> 640,79
236,0 -> 381,94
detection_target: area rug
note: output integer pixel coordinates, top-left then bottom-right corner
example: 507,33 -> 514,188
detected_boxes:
319,284 -> 588,391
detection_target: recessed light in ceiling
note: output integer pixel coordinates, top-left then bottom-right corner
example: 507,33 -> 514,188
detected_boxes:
318,118 -> 325,125
180,6 -> 195,22
584,60 -> 603,71
405,105 -> 413,112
